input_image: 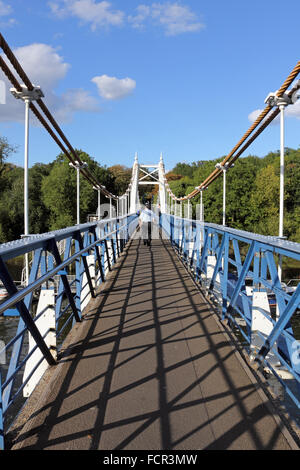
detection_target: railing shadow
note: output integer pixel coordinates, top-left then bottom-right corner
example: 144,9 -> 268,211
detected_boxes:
10,235 -> 292,450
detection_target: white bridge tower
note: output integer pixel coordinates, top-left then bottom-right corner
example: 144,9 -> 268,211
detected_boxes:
129,153 -> 167,213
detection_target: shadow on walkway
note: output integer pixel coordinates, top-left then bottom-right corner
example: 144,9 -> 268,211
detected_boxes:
11,236 -> 293,450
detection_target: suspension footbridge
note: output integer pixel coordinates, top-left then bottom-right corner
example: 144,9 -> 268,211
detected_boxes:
0,33 -> 300,450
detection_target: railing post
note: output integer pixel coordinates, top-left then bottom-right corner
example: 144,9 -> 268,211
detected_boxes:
197,227 -> 210,279
115,220 -> 120,258
92,227 -> 105,284
190,221 -> 197,268
110,221 -> 117,265
104,230 -> 112,272
221,233 -> 229,320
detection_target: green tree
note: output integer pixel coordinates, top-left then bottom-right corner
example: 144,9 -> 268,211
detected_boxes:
0,136 -> 17,178
29,163 -> 52,234
248,164 -> 280,236
108,164 -> 132,194
0,171 -> 24,242
41,151 -> 114,230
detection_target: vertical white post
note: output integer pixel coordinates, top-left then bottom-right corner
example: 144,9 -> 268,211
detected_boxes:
98,189 -> 101,220
24,98 -> 30,285
69,161 -> 87,225
158,153 -> 166,213
223,168 -> 226,226
188,200 -> 191,219
279,104 -> 285,238
24,99 -> 30,238
278,103 -> 285,283
76,166 -> 80,225
200,190 -> 203,222
216,162 -> 231,227
130,153 -> 139,214
11,85 -> 45,287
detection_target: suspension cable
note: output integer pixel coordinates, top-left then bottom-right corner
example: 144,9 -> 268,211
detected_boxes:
0,33 -> 134,202
165,60 -> 300,202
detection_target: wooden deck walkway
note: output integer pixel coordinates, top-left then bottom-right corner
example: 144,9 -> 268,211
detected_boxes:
11,236 -> 297,450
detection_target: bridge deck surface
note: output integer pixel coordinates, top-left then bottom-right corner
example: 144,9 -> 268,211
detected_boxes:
12,236 -> 294,450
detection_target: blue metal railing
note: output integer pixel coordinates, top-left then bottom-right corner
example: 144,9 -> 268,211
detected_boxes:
0,214 -> 138,448
161,214 -> 300,411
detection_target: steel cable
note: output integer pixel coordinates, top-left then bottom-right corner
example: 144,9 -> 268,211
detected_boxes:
166,60 -> 300,201
0,34 -> 123,200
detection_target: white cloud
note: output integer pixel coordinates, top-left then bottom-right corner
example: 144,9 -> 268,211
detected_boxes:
248,100 -> 300,125
248,109 -> 265,124
151,2 -> 205,36
51,88 -> 99,122
0,1 -> 16,27
128,5 -> 150,30
0,0 -> 12,16
49,1 -> 205,36
0,43 -> 99,123
92,75 -> 136,100
284,99 -> 300,119
129,2 -> 204,35
49,0 -> 124,31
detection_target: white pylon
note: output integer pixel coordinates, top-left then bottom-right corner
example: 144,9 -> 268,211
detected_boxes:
130,152 -> 139,214
158,152 -> 167,213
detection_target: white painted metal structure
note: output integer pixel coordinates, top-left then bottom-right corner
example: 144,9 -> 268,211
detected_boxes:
129,153 -> 167,213
10,85 -> 44,285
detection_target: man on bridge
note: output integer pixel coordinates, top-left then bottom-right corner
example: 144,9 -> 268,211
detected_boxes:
139,202 -> 157,246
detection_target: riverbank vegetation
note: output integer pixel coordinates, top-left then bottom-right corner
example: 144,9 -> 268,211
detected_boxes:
0,135 -> 299,244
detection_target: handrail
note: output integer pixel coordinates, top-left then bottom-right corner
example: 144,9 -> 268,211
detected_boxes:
160,213 -> 300,413
0,214 -> 139,448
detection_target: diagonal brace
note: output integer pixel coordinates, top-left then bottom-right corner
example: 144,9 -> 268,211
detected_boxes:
74,232 -> 95,298
49,239 -> 81,322
209,233 -> 226,291
256,283 -> 300,364
0,257 -> 56,366
227,241 -> 256,314
92,228 -> 105,283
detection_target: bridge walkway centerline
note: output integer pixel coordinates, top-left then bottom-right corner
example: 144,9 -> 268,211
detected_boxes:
10,235 -> 295,450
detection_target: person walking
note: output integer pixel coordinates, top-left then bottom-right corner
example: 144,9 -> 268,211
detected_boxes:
139,202 -> 155,246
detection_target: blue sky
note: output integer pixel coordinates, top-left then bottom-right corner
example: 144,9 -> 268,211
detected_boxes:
0,0 -> 300,171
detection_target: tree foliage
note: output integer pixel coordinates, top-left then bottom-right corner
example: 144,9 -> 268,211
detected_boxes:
168,150 -> 300,242
0,136 -> 299,243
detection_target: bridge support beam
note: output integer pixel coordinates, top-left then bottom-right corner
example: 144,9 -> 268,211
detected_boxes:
130,153 -> 139,214
158,153 -> 167,213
